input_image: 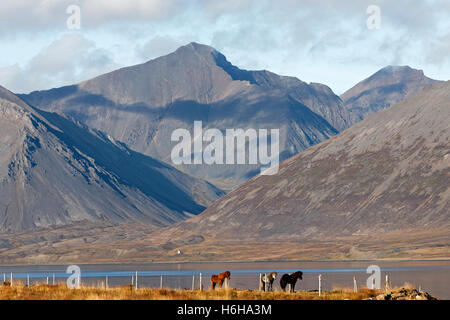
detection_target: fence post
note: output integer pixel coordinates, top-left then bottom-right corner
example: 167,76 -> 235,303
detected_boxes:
318,274 -> 322,297
160,275 -> 163,289
385,274 -> 389,292
353,276 -> 357,293
135,271 -> 138,290
131,275 -> 134,286
52,273 -> 55,285
259,273 -> 262,291
192,275 -> 195,290
106,275 -> 109,289
27,274 -> 30,287
264,274 -> 268,292
10,273 -> 13,286
3,273 -> 5,283
46,277 -> 49,285
199,273 -> 202,291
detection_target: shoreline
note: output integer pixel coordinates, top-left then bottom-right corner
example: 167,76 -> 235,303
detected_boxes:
1,257 -> 450,268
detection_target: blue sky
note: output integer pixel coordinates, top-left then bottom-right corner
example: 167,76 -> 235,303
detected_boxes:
0,0 -> 449,94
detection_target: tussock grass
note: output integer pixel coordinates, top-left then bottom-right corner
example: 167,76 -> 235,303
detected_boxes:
1,282 -> 435,300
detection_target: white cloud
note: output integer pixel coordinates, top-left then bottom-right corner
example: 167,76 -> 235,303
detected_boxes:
0,34 -> 120,93
0,0 -> 186,36
0,0 -> 448,93
135,36 -> 184,62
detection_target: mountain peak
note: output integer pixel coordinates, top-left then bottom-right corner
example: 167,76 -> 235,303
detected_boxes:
0,88 -> 223,232
341,65 -> 439,122
376,65 -> 425,78
20,44 -> 351,187
0,85 -> 27,107
0,85 -> 35,123
171,42 -> 219,61
185,41 -> 217,52
381,65 -> 413,72
158,80 -> 450,254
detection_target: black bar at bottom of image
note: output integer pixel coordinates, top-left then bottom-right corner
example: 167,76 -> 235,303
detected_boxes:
0,300 -> 447,319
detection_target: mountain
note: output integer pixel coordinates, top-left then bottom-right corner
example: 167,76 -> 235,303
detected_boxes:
20,42 -> 350,189
148,81 -> 450,260
0,85 -> 223,232
341,65 -> 440,123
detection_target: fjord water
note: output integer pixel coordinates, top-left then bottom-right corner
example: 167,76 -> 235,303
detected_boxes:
1,260 -> 449,299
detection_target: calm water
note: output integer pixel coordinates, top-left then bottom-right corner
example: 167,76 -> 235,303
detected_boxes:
1,260 -> 449,299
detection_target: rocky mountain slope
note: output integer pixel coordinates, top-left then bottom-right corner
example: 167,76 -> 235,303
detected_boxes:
0,86 -> 222,232
160,80 -> 449,244
21,42 -> 350,189
1,82 -> 448,263
341,65 -> 440,123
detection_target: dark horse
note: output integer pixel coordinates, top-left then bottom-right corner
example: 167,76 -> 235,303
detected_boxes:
210,271 -> 231,290
280,271 -> 303,292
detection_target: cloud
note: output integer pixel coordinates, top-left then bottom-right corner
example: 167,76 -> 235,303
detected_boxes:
135,36 -> 184,62
199,0 -> 258,18
426,33 -> 450,65
82,0 -> 185,23
0,0 -> 186,36
0,64 -> 24,92
0,0 -> 449,93
0,34 -> 120,93
28,34 -> 92,74
198,0 -> 450,90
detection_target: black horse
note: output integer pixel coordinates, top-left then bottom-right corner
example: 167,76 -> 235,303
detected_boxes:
280,271 -> 303,292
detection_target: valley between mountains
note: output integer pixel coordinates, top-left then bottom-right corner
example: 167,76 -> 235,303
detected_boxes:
0,43 -> 448,264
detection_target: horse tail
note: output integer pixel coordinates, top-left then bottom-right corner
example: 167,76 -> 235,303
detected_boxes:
280,279 -> 286,290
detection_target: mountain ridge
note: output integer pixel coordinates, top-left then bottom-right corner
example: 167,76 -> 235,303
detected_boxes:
155,80 -> 449,246
0,85 -> 223,232
20,42 -> 349,189
341,65 -> 440,122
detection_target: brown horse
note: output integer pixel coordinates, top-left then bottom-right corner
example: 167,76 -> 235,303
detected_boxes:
280,271 -> 303,292
210,271 -> 231,290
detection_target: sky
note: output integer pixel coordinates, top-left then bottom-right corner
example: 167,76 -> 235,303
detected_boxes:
0,0 -> 449,95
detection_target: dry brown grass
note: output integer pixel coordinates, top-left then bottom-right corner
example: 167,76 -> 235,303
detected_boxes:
0,282 -> 394,300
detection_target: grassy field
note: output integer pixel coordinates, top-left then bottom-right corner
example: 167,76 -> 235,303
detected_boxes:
0,283 -> 437,300
1,225 -> 449,265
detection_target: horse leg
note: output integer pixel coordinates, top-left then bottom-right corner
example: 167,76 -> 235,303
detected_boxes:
280,279 -> 287,292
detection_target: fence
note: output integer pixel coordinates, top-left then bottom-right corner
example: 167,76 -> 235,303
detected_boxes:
0,270 -> 403,293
